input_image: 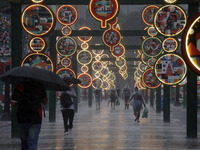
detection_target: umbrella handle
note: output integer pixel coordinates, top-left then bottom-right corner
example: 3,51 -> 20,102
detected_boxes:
42,106 -> 46,118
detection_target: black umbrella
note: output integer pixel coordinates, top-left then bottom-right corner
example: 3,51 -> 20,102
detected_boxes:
63,76 -> 81,85
0,66 -> 69,91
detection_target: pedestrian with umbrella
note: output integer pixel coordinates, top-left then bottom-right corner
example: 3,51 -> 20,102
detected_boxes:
0,66 -> 69,150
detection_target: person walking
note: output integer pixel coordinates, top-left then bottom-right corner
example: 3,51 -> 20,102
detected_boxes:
94,87 -> 102,110
129,87 -> 145,122
122,84 -> 132,109
110,88 -> 118,110
11,79 -> 48,150
60,87 -> 76,135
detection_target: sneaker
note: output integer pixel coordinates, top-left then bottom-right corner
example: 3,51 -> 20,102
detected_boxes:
64,131 -> 69,135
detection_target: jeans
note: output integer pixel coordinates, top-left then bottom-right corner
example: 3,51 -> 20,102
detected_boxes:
19,123 -> 41,150
61,109 -> 75,132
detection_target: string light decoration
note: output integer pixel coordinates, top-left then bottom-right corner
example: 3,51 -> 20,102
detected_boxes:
21,0 -> 55,71
77,27 -> 93,88
56,5 -> 78,80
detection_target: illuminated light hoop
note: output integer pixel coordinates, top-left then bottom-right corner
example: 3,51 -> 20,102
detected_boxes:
61,57 -> 72,68
21,4 -> 54,36
182,13 -> 200,75
148,57 -> 156,68
103,27 -> 121,51
178,77 -> 187,86
120,65 -> 127,72
154,5 -> 187,37
110,82 -> 116,89
137,49 -> 142,58
92,49 -> 104,55
154,54 -> 187,85
102,81 -> 110,90
77,73 -> 92,88
95,55 -> 101,61
57,5 -> 78,26
21,53 -> 54,72
101,67 -> 109,77
81,65 -> 89,73
78,27 -> 92,42
89,0 -> 119,28
29,37 -> 46,53
142,37 -> 162,57
92,61 -> 103,72
56,36 -> 77,57
77,50 -> 92,66
61,26 -> 72,36
142,68 -> 161,89
31,0 -> 44,3
111,44 -> 125,61
92,78 -> 103,89
147,26 -> 158,37
162,37 -> 178,53
142,5 -> 159,26
164,0 -> 177,4
138,62 -> 147,72
141,53 -> 149,65
81,43 -> 89,50
115,57 -> 126,68
95,72 -> 101,78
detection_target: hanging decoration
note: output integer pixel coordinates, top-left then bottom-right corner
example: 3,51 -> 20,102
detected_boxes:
162,37 -> 179,53
89,0 -> 119,28
154,54 -> 187,85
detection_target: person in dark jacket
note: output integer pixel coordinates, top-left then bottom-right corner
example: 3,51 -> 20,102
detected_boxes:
129,87 -> 145,122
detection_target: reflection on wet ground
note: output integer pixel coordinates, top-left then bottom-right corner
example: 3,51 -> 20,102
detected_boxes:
0,99 -> 200,150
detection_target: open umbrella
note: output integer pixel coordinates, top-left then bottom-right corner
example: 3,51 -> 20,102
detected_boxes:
63,76 -> 81,85
0,66 -> 69,91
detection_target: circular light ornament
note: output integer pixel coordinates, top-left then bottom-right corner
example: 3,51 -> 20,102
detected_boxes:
142,5 -> 159,26
115,57 -> 126,68
102,81 -> 110,90
56,36 -> 77,57
154,5 -> 187,36
111,44 -> 125,60
142,37 -> 162,57
61,26 -> 72,36
182,13 -> 200,75
141,54 -> 149,65
78,27 -> 92,42
77,50 -> 92,65
148,57 -> 156,68
139,62 -> 147,72
92,61 -> 103,72
21,4 -> 54,36
95,72 -> 101,78
163,37 -> 178,53
92,78 -> 103,89
92,49 -> 104,55
57,5 -> 78,25
81,65 -> 89,73
101,67 -> 109,77
21,53 -> 53,71
154,54 -> 187,85
142,68 -> 161,89
31,0 -> 44,3
29,37 -> 46,53
77,73 -> 92,88
164,0 -> 177,4
147,26 -> 158,37
61,57 -> 71,68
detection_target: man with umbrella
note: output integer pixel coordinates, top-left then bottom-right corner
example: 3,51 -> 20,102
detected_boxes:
0,66 -> 69,150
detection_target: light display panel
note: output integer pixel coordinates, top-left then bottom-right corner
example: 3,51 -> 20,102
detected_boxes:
154,54 -> 187,85
89,0 -> 119,28
21,53 -> 53,71
77,50 -> 92,65
57,5 -> 78,25
77,73 -> 92,88
142,5 -> 159,26
29,37 -> 46,53
78,27 -> 92,42
154,5 -> 187,36
21,4 -> 54,36
163,37 -> 178,53
142,68 -> 161,89
61,57 -> 71,68
142,37 -> 162,57
182,13 -> 200,75
61,26 -> 72,36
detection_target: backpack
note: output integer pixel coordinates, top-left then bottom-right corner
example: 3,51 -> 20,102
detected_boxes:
15,82 -> 43,123
60,92 -> 73,108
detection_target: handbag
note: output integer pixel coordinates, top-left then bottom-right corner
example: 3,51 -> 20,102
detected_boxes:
142,106 -> 149,118
129,100 -> 133,106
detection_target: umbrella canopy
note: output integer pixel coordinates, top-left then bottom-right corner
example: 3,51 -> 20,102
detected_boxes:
0,66 -> 69,91
63,76 -> 81,85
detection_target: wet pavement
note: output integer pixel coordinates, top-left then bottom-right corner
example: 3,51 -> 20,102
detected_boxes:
0,99 -> 200,150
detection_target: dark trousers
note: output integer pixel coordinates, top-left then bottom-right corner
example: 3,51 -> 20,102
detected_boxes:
61,109 -> 74,132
